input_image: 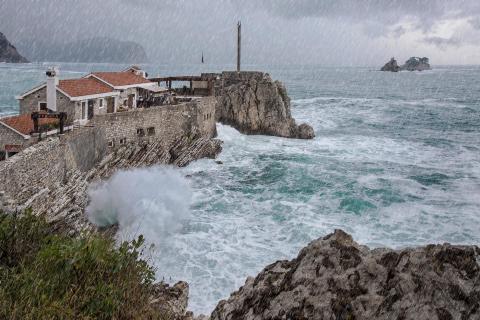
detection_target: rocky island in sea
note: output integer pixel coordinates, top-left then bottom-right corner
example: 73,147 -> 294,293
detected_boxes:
381,57 -> 431,72
0,32 -> 28,63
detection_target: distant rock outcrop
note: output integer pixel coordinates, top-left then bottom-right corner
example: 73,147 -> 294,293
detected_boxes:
17,37 -> 148,63
215,72 -> 315,139
381,57 -> 431,72
380,57 -> 400,72
401,57 -> 431,71
211,229 -> 480,320
0,32 -> 29,63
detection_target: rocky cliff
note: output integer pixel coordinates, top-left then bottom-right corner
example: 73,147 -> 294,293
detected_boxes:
211,230 -> 480,320
0,32 -> 28,63
215,72 -> 315,139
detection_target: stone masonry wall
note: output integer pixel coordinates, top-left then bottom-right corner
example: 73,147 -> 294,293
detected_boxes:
0,127 -> 104,207
0,97 -> 217,226
90,97 -> 217,149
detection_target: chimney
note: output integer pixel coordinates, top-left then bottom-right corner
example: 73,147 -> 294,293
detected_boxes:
46,67 -> 58,112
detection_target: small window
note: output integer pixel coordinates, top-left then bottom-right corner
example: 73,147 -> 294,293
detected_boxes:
108,140 -> 114,147
39,102 -> 47,111
137,128 -> 145,137
120,138 -> 127,145
99,99 -> 104,108
147,127 -> 155,136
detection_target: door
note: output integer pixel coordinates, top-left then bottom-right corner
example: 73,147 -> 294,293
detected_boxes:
128,94 -> 134,108
107,97 -> 114,113
81,101 -> 87,119
88,100 -> 94,119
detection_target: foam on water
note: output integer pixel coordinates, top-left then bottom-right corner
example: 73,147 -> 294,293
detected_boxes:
86,167 -> 193,243
2,64 -> 480,314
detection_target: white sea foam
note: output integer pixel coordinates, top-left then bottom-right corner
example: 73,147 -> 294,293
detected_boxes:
86,167 -> 193,243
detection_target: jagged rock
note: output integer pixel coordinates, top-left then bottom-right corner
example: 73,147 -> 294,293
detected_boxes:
216,72 -> 314,139
401,57 -> 431,71
380,57 -> 400,72
151,281 -> 190,319
0,32 -> 28,63
1,135 -> 222,234
211,229 -> 480,320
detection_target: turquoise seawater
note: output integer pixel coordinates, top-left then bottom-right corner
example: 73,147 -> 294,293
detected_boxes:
2,63 -> 480,314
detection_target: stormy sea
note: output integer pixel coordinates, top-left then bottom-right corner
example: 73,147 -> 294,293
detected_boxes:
1,62 -> 479,314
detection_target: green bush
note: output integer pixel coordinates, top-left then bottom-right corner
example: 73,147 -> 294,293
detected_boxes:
0,210 -> 169,320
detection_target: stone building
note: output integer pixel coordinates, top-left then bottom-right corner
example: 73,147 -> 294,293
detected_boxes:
16,66 -> 157,125
0,66 -> 160,159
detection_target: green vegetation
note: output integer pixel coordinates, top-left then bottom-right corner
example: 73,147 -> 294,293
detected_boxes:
0,210 -> 169,320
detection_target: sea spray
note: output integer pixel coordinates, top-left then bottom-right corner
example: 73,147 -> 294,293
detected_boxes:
86,167 -> 193,243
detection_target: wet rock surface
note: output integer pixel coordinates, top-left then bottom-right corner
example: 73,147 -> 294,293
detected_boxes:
215,72 -> 315,139
211,229 -> 480,320
151,281 -> 190,319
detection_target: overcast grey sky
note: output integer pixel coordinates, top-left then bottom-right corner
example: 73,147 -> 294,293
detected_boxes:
1,0 -> 480,65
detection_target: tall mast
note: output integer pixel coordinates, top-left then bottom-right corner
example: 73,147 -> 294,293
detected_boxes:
237,21 -> 241,72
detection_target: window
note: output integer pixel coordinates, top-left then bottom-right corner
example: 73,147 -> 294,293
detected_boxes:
137,128 -> 145,137
120,138 -> 127,145
99,98 -> 104,108
147,127 -> 155,136
108,140 -> 114,147
39,102 -> 47,111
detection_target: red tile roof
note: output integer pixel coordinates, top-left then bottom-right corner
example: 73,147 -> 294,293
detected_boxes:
92,72 -> 152,87
0,112 -> 58,136
58,78 -> 114,98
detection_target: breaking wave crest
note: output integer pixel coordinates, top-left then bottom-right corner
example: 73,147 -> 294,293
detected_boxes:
86,167 -> 193,243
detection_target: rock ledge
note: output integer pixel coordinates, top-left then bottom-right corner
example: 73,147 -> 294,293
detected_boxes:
211,229 -> 480,320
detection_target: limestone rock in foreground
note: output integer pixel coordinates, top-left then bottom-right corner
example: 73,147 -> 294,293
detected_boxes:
151,281 -> 190,319
216,72 -> 314,139
211,230 -> 480,320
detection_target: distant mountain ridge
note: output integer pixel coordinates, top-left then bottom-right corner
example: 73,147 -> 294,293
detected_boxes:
17,37 -> 148,63
0,32 -> 29,63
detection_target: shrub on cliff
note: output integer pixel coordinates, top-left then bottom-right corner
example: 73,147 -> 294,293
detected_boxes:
0,210 -> 170,320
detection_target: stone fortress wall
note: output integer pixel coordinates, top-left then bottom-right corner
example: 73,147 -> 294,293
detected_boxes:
90,97 -> 216,149
0,97 -> 217,221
